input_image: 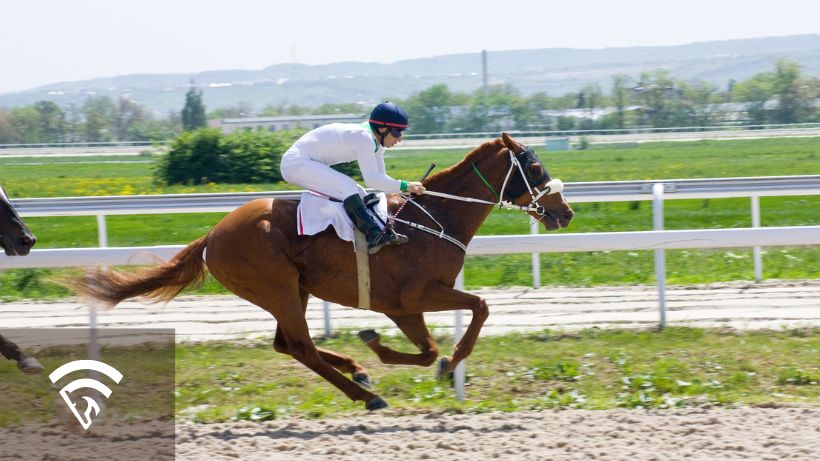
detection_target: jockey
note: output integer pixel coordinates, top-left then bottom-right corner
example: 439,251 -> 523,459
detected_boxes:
281,102 -> 425,254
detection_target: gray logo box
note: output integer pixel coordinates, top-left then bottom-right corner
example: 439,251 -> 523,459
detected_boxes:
0,328 -> 175,460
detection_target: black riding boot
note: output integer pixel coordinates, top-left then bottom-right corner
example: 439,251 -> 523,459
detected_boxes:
343,195 -> 408,254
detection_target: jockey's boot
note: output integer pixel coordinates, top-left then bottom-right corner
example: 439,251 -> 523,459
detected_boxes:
343,194 -> 408,254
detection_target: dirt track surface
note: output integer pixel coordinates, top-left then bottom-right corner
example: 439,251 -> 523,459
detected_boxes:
175,407 -> 819,461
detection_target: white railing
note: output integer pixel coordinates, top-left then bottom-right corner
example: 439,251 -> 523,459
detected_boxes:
5,226 -> 818,270
7,175 -> 820,283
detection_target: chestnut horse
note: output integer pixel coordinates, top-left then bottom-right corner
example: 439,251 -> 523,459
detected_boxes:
71,133 -> 573,410
0,183 -> 43,374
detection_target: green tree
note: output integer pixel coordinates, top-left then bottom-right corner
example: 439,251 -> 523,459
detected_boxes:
680,81 -> 719,126
731,72 -> 775,125
7,107 -> 43,143
611,75 -> 630,129
772,60 -> 815,124
403,84 -> 457,133
181,86 -> 207,131
33,100 -> 67,143
63,104 -> 83,142
82,96 -> 117,142
633,70 -> 685,127
523,92 -> 555,130
576,84 -> 606,129
0,109 -> 11,143
115,97 -> 151,141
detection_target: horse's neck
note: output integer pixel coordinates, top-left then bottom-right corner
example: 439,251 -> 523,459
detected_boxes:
413,144 -> 509,244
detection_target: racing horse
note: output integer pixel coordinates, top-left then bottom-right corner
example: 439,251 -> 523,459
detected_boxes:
70,132 -> 574,409
0,184 -> 43,374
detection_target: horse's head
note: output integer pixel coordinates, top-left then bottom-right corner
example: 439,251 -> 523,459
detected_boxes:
500,132 -> 574,231
0,185 -> 36,256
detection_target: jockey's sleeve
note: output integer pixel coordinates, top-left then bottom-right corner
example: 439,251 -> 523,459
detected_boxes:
351,132 -> 403,193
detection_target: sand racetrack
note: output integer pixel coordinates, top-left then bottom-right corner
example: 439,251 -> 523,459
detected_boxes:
175,406 -> 819,460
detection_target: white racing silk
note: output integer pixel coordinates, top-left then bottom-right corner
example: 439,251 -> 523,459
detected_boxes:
296,191 -> 389,243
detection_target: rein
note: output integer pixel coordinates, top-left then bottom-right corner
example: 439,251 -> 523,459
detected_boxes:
389,149 -> 564,253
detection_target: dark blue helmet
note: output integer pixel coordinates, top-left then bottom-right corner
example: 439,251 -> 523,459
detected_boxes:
368,102 -> 409,131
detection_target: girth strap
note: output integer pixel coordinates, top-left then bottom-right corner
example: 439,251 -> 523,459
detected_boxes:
353,229 -> 371,310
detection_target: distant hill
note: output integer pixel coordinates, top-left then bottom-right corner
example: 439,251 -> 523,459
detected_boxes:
2,34 -> 819,115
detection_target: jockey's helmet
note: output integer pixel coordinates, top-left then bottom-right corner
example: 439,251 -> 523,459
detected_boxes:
368,102 -> 409,134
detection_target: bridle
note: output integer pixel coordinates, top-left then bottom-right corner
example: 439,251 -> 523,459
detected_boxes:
425,147 -> 564,215
389,146 -> 565,252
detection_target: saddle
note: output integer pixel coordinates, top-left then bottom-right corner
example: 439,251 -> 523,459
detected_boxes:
296,192 -> 391,243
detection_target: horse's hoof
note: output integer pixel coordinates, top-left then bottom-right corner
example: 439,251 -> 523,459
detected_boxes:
358,329 -> 380,344
353,373 -> 373,389
365,396 -> 388,411
18,355 -> 44,375
436,357 -> 453,382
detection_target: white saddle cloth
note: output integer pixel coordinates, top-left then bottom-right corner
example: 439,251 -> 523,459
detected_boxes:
296,192 -> 389,242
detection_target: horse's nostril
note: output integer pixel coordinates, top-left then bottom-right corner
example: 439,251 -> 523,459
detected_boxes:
20,236 -> 35,246
564,210 -> 574,220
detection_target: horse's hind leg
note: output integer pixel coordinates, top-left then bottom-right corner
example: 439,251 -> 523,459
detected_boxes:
273,290 -> 371,387
359,314 -> 439,367
274,325 -> 369,378
268,294 -> 387,410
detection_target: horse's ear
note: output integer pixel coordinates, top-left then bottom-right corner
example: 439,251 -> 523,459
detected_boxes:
501,132 -> 523,154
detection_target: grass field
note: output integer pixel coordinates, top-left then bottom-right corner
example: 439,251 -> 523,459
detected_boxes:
0,137 -> 818,299
1,327 -> 815,425
174,327 -> 817,420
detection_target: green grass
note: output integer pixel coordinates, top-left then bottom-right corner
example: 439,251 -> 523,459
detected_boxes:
169,327 -> 819,422
0,137 -> 818,299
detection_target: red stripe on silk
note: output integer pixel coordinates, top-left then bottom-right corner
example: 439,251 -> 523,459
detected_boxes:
368,119 -> 408,128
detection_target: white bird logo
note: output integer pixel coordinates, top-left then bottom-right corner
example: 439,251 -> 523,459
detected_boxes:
49,360 -> 124,430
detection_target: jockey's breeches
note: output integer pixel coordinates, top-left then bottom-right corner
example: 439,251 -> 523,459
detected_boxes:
281,154 -> 365,200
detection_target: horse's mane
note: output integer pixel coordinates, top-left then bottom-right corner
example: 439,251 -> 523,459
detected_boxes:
423,138 -> 506,186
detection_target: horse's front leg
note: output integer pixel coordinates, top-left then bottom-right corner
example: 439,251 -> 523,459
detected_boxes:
358,313 -> 440,367
0,334 -> 44,374
407,283 -> 489,375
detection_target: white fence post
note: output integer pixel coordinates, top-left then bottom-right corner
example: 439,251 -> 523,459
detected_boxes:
454,268 -> 466,401
652,184 -> 667,330
90,214 -> 108,360
530,220 -> 541,288
751,195 -> 763,282
322,300 -> 332,337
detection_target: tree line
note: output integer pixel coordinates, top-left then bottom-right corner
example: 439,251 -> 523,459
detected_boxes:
1,60 -> 817,145
398,60 -> 818,134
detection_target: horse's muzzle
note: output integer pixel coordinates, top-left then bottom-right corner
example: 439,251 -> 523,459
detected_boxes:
3,234 -> 36,256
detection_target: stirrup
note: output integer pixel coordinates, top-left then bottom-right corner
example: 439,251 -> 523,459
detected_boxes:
367,231 -> 408,254
386,231 -> 409,247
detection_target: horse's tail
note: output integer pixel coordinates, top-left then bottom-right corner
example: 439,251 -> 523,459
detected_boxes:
70,234 -> 210,310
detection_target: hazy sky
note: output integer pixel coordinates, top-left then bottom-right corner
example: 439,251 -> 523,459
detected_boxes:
2,0 -> 818,94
